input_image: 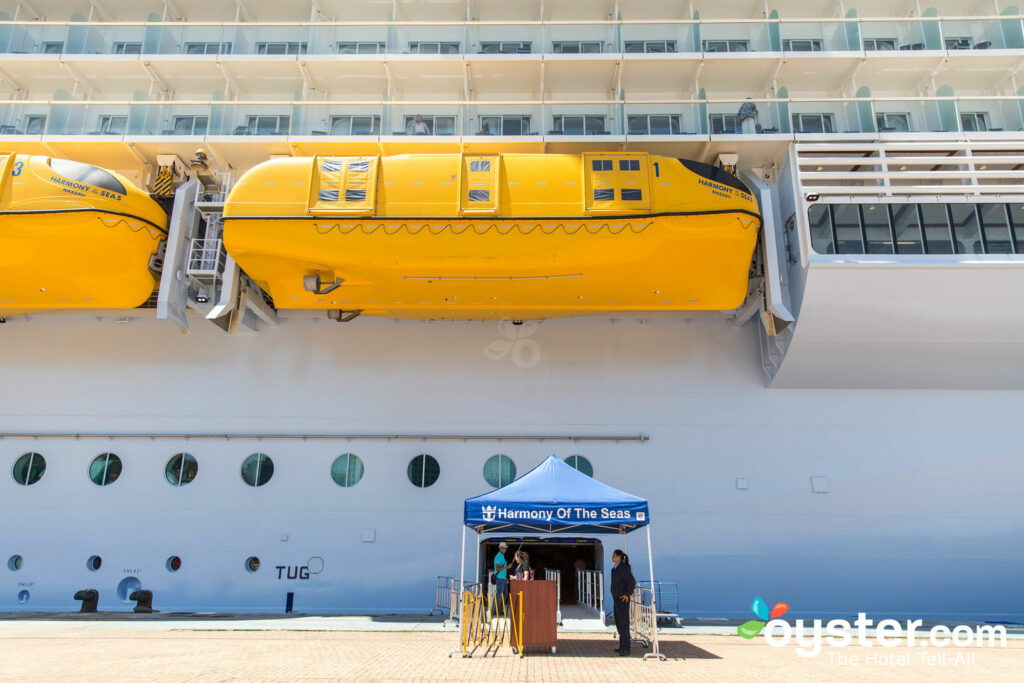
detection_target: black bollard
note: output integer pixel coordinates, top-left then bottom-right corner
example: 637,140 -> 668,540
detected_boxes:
74,589 -> 98,613
129,589 -> 154,613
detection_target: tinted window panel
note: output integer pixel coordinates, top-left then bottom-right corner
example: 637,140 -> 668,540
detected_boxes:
807,204 -> 834,254
978,204 -> 1013,254
920,204 -> 954,254
889,204 -> 924,254
1009,203 -> 1024,253
832,205 -> 864,254
861,204 -> 894,254
949,205 -> 981,254
49,158 -> 126,195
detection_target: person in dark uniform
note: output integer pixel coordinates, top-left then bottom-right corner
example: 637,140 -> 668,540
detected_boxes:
610,549 -> 636,656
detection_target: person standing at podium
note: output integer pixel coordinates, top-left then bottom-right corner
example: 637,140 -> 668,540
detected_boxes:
610,550 -> 636,656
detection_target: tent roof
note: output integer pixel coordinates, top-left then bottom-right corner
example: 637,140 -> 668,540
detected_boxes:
463,455 -> 650,533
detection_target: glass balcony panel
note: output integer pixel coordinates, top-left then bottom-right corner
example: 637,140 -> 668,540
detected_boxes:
230,25 -> 307,55
860,20 -> 928,51
0,103 -> 50,135
807,204 -> 835,254
469,25 -> 536,54
919,204 -> 955,254
467,107 -> 537,135
956,99 -> 1024,132
709,100 -> 777,134
789,101 -> 870,134
620,24 -> 693,53
41,103 -> 133,135
0,23 -> 68,54
700,23 -> 773,53
861,204 -> 894,254
155,24 -> 232,55
394,25 -> 463,54
546,24 -> 615,54
978,203 -> 1014,254
205,104 -> 292,135
386,105 -> 460,135
549,104 -> 618,135
940,19 -> 1003,50
624,104 -> 692,135
874,100 -> 955,133
780,22 -> 853,52
832,204 -> 865,254
889,204 -> 924,254
949,204 -> 983,254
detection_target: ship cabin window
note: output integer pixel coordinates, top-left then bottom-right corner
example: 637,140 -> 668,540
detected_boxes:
876,112 -> 911,132
89,453 -> 122,486
863,38 -> 897,51
241,453 -> 274,487
552,41 -> 603,53
8,555 -> 23,571
408,454 -> 440,488
404,115 -> 455,135
331,115 -> 381,135
480,41 -> 531,54
87,555 -> 102,571
477,115 -> 530,135
113,42 -> 142,55
172,115 -> 208,135
944,37 -> 974,50
256,42 -> 307,55
408,42 -> 460,54
185,42 -> 232,55
243,115 -> 290,135
709,114 -> 740,134
703,39 -> 749,52
628,115 -> 681,135
42,41 -> 64,54
807,202 -> 1021,256
49,158 -> 127,194
331,454 -> 365,487
792,113 -> 835,133
12,452 -> 45,485
24,115 -> 46,134
97,115 -> 127,135
959,112 -> 990,132
166,556 -> 182,572
551,115 -> 606,135
337,42 -> 386,54
245,556 -> 260,572
483,455 -> 516,488
564,455 -> 593,477
165,453 -> 198,486
624,40 -> 677,53
782,38 -> 822,52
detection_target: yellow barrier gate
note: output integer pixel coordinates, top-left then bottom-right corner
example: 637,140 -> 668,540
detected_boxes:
449,584 -> 523,658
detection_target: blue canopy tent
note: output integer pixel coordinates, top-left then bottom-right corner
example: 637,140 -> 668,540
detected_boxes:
458,455 -> 658,626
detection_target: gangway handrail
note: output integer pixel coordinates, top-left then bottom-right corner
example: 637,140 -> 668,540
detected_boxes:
575,568 -> 603,618
544,568 -> 561,623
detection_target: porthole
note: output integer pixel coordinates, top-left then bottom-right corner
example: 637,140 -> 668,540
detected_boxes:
166,556 -> 182,572
165,453 -> 198,486
240,453 -> 273,487
89,453 -> 122,486
245,556 -> 261,573
17,590 -> 29,604
565,455 -> 594,478
12,452 -> 45,485
407,454 -> 440,488
8,555 -> 23,571
87,555 -> 102,572
483,454 -> 516,488
331,454 -> 364,487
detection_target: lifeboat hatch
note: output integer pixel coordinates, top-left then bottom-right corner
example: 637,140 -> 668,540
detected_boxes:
308,155 -> 379,216
582,152 -> 651,214
459,154 -> 500,216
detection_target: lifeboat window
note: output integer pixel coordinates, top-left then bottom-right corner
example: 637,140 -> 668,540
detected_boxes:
49,158 -> 126,195
592,159 -> 613,171
621,189 -> 643,201
470,160 -> 491,172
619,159 -> 640,171
349,159 -> 370,172
468,189 -> 491,202
345,189 -> 367,201
319,190 -> 340,202
322,159 -> 345,173
594,189 -> 614,201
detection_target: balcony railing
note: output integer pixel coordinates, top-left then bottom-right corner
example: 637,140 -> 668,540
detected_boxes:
1,97 -> 1021,138
0,15 -> 1021,57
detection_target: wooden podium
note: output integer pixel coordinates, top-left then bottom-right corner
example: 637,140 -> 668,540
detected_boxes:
510,579 -> 558,654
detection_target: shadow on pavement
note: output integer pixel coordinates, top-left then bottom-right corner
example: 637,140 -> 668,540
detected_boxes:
548,638 -> 721,660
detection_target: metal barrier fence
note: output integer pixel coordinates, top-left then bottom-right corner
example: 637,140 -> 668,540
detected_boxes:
544,568 -> 562,623
431,576 -> 454,617
449,581 -> 523,658
629,586 -> 665,661
576,569 -> 603,618
638,580 -> 679,623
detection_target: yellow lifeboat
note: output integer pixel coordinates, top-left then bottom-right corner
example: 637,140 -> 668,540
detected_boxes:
0,154 -> 167,317
223,152 -> 760,320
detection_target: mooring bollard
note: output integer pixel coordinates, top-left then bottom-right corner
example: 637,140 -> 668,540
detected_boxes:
74,589 -> 98,613
129,589 -> 154,613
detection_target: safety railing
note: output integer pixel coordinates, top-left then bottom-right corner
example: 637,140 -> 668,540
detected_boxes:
430,575 -> 454,617
449,581 -> 522,658
630,586 -> 665,661
186,238 -> 225,285
544,568 -> 562,623
0,16 -> 1021,56
638,580 -> 679,623
576,568 -> 603,618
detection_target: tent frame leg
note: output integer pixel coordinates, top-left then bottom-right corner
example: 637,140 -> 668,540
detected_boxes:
643,523 -> 666,661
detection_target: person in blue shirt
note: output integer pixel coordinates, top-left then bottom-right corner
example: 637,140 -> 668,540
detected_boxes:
493,542 -> 510,613
610,549 -> 636,656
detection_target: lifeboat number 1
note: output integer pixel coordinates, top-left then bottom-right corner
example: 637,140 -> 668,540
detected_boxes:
653,162 -> 659,177
12,161 -> 23,176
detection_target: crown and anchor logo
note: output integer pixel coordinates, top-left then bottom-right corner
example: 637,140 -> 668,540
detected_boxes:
482,505 -> 497,522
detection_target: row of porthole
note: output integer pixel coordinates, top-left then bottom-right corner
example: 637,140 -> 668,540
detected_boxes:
10,452 -> 594,489
8,554 -> 182,573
